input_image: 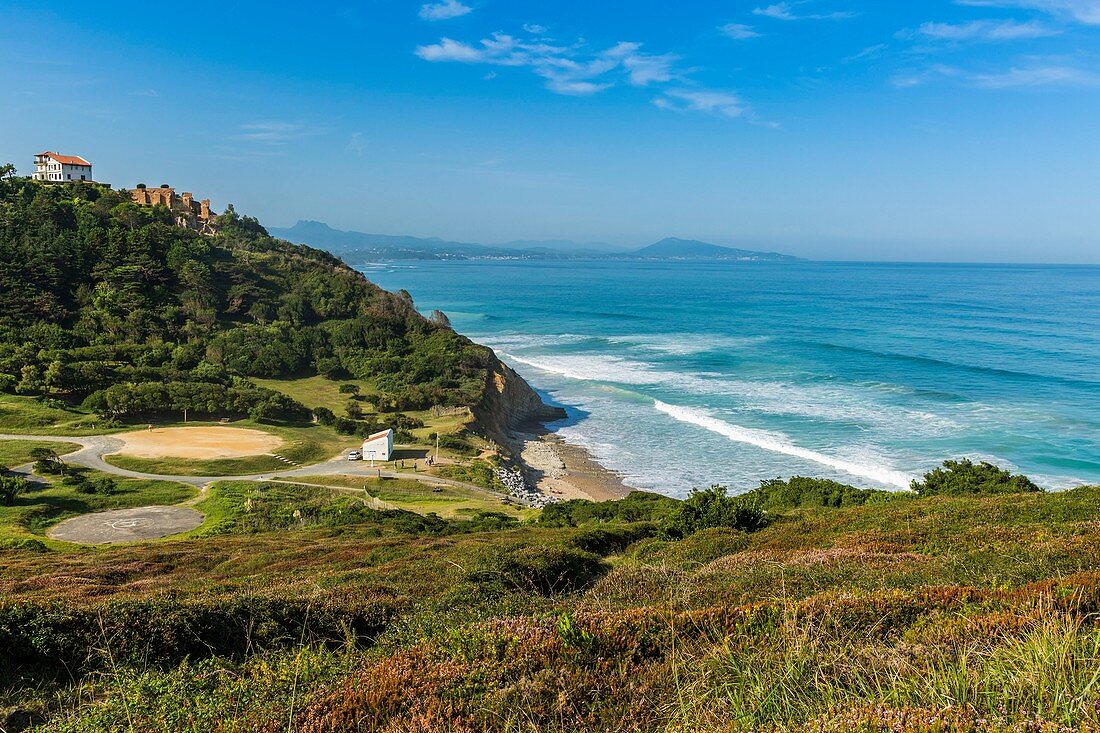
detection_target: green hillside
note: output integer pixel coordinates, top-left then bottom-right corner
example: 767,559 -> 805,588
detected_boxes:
1,469 -> 1098,731
0,177 -> 492,428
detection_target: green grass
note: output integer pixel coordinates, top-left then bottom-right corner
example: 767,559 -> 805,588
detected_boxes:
0,394 -> 117,436
252,376 -> 484,459
0,439 -> 82,467
6,477 -> 1100,732
289,474 -> 532,519
0,470 -> 196,543
251,375 -> 379,414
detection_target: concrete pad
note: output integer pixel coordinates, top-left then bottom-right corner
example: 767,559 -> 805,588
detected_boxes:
48,506 -> 204,545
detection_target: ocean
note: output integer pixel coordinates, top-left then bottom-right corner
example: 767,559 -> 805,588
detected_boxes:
364,260 -> 1100,497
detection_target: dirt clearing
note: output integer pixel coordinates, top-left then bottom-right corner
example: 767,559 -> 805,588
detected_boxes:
114,426 -> 283,459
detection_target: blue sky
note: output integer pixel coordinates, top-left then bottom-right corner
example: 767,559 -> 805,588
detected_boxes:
2,1 -> 1099,262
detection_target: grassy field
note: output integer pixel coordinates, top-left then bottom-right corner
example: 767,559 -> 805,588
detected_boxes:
0,470 -> 195,545
0,395 -> 117,436
253,376 -> 484,459
0,439 -> 82,468
5,477 -> 1100,731
289,474 -> 533,519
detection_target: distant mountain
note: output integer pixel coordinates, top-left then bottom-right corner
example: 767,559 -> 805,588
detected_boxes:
634,237 -> 799,261
268,222 -> 798,263
267,221 -> 509,260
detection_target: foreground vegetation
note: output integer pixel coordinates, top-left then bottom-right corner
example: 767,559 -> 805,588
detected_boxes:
1,462 -> 1098,732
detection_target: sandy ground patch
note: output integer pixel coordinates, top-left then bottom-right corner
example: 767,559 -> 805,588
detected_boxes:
48,506 -> 204,544
115,426 -> 283,459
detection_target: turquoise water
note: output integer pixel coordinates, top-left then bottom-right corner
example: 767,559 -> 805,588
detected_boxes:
364,260 -> 1100,496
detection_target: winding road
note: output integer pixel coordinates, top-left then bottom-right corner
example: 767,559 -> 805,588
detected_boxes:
0,432 -> 525,505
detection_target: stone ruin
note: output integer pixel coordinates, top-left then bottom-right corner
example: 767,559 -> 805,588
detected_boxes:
130,184 -> 216,236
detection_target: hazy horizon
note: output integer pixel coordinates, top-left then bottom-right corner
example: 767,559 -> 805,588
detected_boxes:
3,1 -> 1100,263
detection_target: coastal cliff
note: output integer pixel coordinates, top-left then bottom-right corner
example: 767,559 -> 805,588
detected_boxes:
473,354 -> 566,447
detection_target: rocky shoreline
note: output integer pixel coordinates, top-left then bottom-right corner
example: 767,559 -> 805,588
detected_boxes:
504,422 -> 632,503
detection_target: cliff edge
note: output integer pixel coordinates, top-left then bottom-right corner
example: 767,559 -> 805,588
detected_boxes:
473,354 -> 566,447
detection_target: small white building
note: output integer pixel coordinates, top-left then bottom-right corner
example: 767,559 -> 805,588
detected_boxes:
33,151 -> 93,182
361,429 -> 394,463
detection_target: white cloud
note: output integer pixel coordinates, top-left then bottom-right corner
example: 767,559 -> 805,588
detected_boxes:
523,23 -> 548,34
654,88 -> 747,118
970,64 -> 1100,86
418,0 -> 472,22
892,62 -> 1100,87
903,19 -> 1059,41
237,121 -> 311,144
753,2 -> 857,20
844,43 -> 888,62
603,42 -> 679,85
719,23 -> 762,39
957,0 -> 1100,24
416,32 -> 678,94
346,132 -> 366,156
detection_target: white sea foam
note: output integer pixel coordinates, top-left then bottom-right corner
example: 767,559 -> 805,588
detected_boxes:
502,352 -> 664,386
653,400 -> 915,489
501,348 -> 957,435
606,333 -> 772,356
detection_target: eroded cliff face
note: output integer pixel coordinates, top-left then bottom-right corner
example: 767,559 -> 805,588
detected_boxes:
473,353 -> 566,446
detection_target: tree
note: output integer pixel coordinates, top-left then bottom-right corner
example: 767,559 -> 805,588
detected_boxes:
0,163 -> 16,180
0,476 -> 30,505
30,447 -> 64,475
338,384 -> 360,395
911,459 -> 1042,496
660,485 -> 768,539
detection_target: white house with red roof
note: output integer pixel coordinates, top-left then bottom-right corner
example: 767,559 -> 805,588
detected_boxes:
361,429 -> 394,463
33,151 -> 93,182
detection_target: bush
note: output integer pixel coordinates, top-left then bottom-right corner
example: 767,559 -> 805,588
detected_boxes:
0,596 -> 394,676
539,491 -> 680,527
470,545 -> 608,596
0,476 -> 30,505
747,476 -> 897,512
571,522 -> 660,555
911,459 -> 1042,496
660,485 -> 768,540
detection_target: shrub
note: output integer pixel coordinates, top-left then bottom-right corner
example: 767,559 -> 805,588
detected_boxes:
469,545 -> 608,596
0,476 -> 30,505
912,459 -> 1042,496
748,476 -> 897,512
539,491 -> 681,527
660,485 -> 768,540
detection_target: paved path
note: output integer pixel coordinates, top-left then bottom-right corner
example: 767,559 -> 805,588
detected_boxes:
0,432 -> 525,506
48,506 -> 205,545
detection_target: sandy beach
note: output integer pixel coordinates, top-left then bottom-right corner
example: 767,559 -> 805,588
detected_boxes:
508,423 -> 632,502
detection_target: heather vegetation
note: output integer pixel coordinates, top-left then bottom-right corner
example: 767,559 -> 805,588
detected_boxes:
1,462 -> 1099,731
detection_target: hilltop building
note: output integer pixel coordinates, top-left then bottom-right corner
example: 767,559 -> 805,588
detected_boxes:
361,429 -> 394,463
130,184 -> 216,236
33,151 -> 93,182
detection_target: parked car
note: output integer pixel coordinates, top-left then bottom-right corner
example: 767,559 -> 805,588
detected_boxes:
347,450 -> 362,461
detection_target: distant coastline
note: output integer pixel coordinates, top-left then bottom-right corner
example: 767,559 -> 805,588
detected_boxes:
269,220 -> 800,264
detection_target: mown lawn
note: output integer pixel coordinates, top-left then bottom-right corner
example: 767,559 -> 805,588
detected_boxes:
0,439 -> 82,468
0,394 -> 116,436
